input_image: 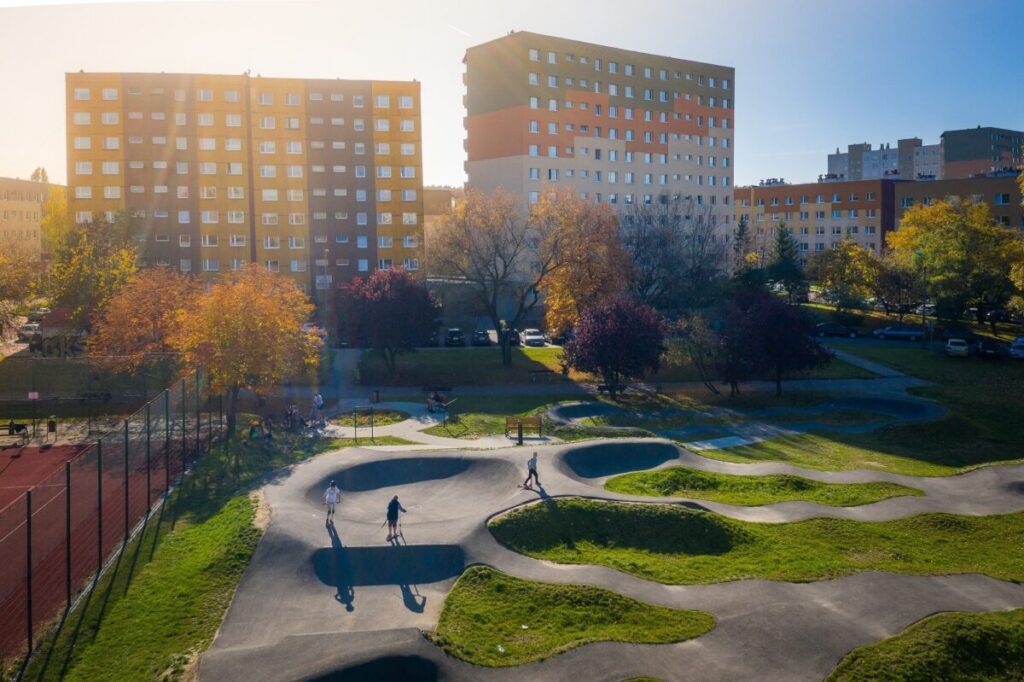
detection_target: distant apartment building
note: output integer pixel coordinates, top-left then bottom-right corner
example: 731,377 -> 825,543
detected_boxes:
422,186 -> 457,274
463,31 -> 735,231
65,72 -> 424,293
895,170 -> 1023,230
734,179 -> 899,262
940,127 -> 1024,179
0,177 -> 54,259
827,138 -> 941,181
826,126 -> 1023,183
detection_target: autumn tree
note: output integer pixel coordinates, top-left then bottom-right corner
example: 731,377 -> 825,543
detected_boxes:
340,268 -> 439,373
887,199 -> 1024,324
869,250 -> 918,320
536,188 -> 629,336
170,265 -> 322,436
46,208 -> 139,328
806,238 -> 875,313
563,295 -> 664,399
88,269 -> 202,387
767,223 -> 804,302
0,244 -> 39,338
431,188 -> 563,365
621,194 -> 728,313
749,294 -> 830,397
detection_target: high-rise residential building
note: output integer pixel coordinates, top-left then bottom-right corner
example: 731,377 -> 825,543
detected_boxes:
65,72 -> 424,293
895,170 -> 1023,230
0,177 -> 55,259
827,139 -> 942,181
734,179 -> 900,262
463,31 -> 735,230
940,126 -> 1024,179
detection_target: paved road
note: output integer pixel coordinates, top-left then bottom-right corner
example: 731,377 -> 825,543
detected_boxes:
199,438 -> 1024,682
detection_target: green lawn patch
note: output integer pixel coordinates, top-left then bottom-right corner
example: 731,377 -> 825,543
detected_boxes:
334,435 -> 420,446
356,347 -> 571,386
422,393 -> 586,440
19,427 -> 358,681
828,608 -> 1024,681
329,409 -> 409,427
605,468 -> 922,507
425,566 -> 714,667
651,355 -> 876,382
489,498 -> 1024,585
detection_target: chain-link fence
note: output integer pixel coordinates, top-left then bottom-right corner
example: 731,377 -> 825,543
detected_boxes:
0,369 -> 222,669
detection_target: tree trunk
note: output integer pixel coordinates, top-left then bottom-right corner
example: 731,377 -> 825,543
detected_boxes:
776,367 -> 783,397
226,386 -> 240,438
501,334 -> 512,366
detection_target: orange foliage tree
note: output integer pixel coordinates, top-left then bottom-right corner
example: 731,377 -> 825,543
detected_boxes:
169,265 -> 322,435
88,268 -> 202,381
534,188 -> 630,336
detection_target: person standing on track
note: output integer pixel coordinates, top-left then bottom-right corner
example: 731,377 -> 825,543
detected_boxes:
324,480 -> 341,523
523,451 -> 540,489
386,495 -> 406,541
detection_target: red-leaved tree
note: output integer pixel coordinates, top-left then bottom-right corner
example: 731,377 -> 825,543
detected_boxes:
340,268 -> 439,373
563,295 -> 664,399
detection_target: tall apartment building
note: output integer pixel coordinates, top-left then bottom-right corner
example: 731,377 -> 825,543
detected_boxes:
827,139 -> 942,181
940,127 -> 1024,179
464,32 -> 735,230
734,179 -> 899,262
895,171 -> 1023,230
0,177 -> 55,259
65,72 -> 424,293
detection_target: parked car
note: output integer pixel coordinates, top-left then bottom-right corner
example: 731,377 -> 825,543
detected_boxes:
1009,337 -> 1024,360
872,325 -> 926,341
444,328 -> 465,347
942,326 -> 978,343
546,329 -> 575,346
27,307 -> 50,322
423,331 -> 440,347
521,328 -> 546,347
471,330 -> 492,346
17,323 -> 41,341
986,309 -> 1010,323
914,303 -> 936,316
503,329 -> 521,346
944,338 -> 970,358
815,322 -> 858,338
975,339 -> 1005,359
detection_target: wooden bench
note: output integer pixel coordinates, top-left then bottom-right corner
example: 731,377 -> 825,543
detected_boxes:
528,369 -> 556,383
505,415 -> 543,438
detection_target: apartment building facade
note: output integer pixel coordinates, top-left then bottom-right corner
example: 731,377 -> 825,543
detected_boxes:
464,31 -> 735,231
65,72 -> 423,292
940,127 -> 1024,179
0,177 -> 55,259
734,179 -> 899,262
895,171 -> 1023,230
827,138 -> 942,181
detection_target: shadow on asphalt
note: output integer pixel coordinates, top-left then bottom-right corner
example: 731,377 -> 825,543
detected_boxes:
305,655 -> 439,682
561,441 -> 679,478
313,457 -> 473,493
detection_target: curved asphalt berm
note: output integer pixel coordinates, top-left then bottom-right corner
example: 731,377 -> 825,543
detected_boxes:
199,437 -> 1024,682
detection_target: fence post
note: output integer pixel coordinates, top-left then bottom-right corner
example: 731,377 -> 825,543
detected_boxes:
26,489 -> 33,653
145,403 -> 152,511
181,378 -> 187,472
123,421 -> 129,545
97,439 -> 103,575
65,461 -> 71,609
195,371 -> 201,460
219,394 -> 224,433
207,408 -> 212,451
164,389 -> 170,495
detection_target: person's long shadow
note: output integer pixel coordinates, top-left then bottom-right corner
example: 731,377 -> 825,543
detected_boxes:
326,521 -> 355,612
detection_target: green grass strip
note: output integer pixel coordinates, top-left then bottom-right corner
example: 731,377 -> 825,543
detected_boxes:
605,467 -> 922,507
490,498 -> 1024,585
827,608 -> 1024,681
425,566 -> 714,667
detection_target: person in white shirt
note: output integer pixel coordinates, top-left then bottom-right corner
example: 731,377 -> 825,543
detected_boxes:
523,452 -> 540,489
324,480 -> 341,523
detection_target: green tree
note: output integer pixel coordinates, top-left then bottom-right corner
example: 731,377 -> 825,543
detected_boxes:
807,239 -> 875,313
732,214 -> 754,273
869,250 -> 918,321
30,167 -> 48,183
768,223 -> 804,302
887,200 -> 1024,325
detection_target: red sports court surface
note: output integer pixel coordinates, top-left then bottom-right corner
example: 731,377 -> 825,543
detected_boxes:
0,445 -> 85,510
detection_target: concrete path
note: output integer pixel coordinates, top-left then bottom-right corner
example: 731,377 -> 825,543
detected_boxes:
200,439 -> 1024,682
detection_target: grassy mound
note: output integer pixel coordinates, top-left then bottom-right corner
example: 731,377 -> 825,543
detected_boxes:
330,409 -> 410,427
489,498 -> 1024,585
605,467 -> 922,507
828,608 -> 1024,681
425,566 -> 714,667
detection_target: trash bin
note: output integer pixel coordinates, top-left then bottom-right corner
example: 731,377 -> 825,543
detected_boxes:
47,418 -> 57,435
371,389 -> 380,404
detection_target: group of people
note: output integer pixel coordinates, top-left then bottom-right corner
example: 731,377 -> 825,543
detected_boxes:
283,391 -> 326,432
321,451 -> 543,543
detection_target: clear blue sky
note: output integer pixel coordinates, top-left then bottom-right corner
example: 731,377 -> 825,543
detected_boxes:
0,0 -> 1021,187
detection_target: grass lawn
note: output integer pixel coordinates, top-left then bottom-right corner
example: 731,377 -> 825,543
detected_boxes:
802,302 -> 1023,342
357,347 -> 573,386
604,468 -> 922,507
489,498 -> 1024,585
421,393 -> 587,440
700,343 -> 1024,477
827,608 -> 1024,681
424,566 -> 714,667
329,409 -> 409,427
651,356 -> 876,382
18,427 -> 356,682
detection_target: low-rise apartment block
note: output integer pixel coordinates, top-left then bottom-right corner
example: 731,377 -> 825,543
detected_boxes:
65,72 -> 424,292
464,31 -> 735,231
895,170 -> 1023,230
0,177 -> 55,259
